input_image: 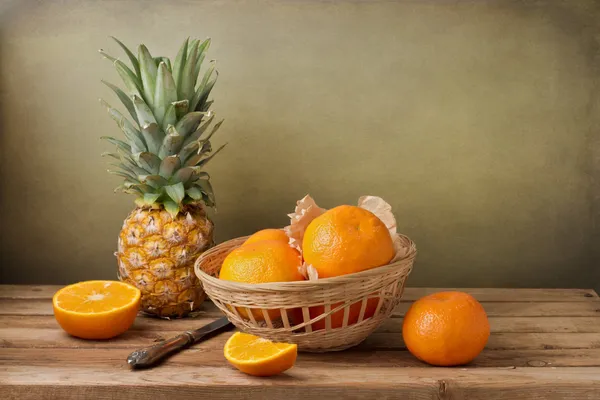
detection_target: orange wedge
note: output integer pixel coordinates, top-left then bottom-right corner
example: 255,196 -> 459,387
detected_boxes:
53,280 -> 140,339
224,332 -> 298,376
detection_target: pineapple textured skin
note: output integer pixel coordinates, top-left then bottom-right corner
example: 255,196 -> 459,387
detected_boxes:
117,205 -> 213,317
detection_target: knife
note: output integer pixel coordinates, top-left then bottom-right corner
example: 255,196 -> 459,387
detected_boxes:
127,316 -> 234,368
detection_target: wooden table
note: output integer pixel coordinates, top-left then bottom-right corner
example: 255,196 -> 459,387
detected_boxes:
1,286 -> 600,399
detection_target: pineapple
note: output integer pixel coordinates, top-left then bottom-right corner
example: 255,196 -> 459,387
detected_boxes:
99,37 -> 224,318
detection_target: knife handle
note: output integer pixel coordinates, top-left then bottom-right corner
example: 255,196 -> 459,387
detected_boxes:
127,332 -> 194,368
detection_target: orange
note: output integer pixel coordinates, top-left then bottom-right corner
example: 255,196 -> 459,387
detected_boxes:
243,229 -> 289,246
308,298 -> 379,330
53,280 -> 140,339
302,205 -> 394,279
219,240 -> 304,320
402,291 -> 490,366
224,332 -> 297,376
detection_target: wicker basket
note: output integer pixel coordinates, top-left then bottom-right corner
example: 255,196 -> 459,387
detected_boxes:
194,234 -> 416,352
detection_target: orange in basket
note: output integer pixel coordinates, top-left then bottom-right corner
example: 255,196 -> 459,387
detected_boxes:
306,298 -> 379,330
219,240 -> 304,320
301,205 -> 395,329
243,229 -> 289,246
302,205 -> 395,279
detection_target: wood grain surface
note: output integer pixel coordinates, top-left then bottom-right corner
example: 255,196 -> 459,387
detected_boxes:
1,286 -> 599,400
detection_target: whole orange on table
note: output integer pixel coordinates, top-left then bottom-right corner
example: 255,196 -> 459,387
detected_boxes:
53,280 -> 140,339
302,205 -> 395,329
402,291 -> 490,366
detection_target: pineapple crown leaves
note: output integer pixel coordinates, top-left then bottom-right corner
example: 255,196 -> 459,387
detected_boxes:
99,37 -> 225,216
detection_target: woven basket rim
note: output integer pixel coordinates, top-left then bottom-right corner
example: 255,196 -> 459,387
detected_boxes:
194,234 -> 417,293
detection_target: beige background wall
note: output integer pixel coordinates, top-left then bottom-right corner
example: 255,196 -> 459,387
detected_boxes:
1,1 -> 599,290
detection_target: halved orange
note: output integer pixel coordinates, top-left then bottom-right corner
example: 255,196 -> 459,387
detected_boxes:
224,332 -> 297,376
53,280 -> 140,339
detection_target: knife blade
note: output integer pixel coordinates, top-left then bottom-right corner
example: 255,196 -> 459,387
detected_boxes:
127,316 -> 234,368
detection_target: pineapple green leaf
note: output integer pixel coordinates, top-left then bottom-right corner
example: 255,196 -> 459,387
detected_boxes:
184,114 -> 224,146
142,123 -> 162,154
110,36 -> 141,78
127,183 -> 154,193
98,49 -> 117,63
174,112 -> 205,138
178,140 -> 200,164
101,152 -> 120,160
100,99 -> 147,153
163,200 -> 180,218
194,53 -> 206,85
101,80 -> 138,124
165,182 -> 185,204
182,112 -> 215,146
186,186 -> 203,200
159,155 -> 181,179
191,70 -> 218,112
194,38 -> 211,79
179,39 -> 200,102
191,170 -> 210,184
132,95 -> 162,153
200,100 -> 214,112
172,99 -> 189,119
122,186 -> 143,195
113,161 -> 147,177
153,62 -> 178,126
126,188 -> 143,195
203,119 -> 224,143
187,39 -> 199,57
134,95 -> 158,126
199,60 -> 216,91
186,143 -> 226,167
138,44 -> 158,107
136,152 -> 161,174
203,192 -> 216,208
197,179 -> 215,203
108,169 -> 137,182
101,136 -> 131,152
154,57 -> 172,71
114,60 -> 142,97
198,140 -> 212,155
139,192 -> 161,205
173,166 -> 195,186
172,38 -> 189,93
138,174 -> 169,189
161,104 -> 177,133
159,126 -> 185,158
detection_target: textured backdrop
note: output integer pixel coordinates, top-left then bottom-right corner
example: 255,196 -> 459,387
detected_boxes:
1,0 -> 599,290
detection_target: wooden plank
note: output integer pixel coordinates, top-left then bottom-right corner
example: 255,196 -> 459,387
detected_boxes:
1,366 -> 599,400
0,299 -> 224,317
380,316 -> 600,334
2,297 -> 598,317
358,332 -> 600,351
0,315 -> 219,331
2,324 -> 600,351
1,285 -> 597,301
3,315 -> 600,333
2,347 -> 600,369
401,288 -> 599,301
